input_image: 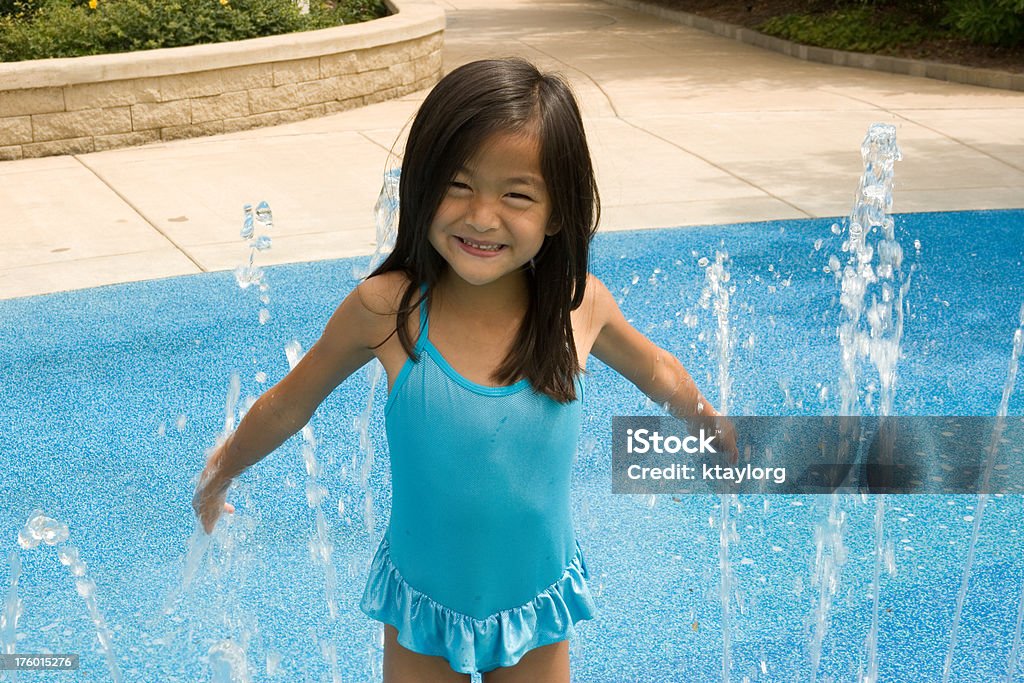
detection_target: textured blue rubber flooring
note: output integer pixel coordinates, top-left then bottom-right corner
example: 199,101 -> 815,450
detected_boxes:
1,210 -> 1023,682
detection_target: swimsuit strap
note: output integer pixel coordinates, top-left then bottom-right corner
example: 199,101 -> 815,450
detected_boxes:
414,283 -> 429,353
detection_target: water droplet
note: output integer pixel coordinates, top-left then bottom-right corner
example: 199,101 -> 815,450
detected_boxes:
285,340 -> 304,369
255,201 -> 274,231
58,547 -> 80,567
17,525 -> 42,549
74,577 -> 96,599
305,481 -> 328,507
240,204 -> 254,239
208,639 -> 250,682
255,372 -> 267,384
697,257 -> 709,268
234,265 -> 263,289
250,235 -> 272,251
266,650 -> 282,676
258,309 -> 270,325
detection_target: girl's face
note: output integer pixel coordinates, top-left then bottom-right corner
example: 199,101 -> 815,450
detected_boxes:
429,130 -> 556,288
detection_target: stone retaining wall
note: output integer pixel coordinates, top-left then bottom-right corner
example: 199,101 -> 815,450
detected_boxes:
0,0 -> 445,160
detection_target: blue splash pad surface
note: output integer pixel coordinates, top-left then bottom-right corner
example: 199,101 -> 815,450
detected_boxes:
0,209 -> 1022,681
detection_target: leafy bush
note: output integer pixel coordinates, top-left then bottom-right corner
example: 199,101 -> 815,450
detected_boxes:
758,6 -> 939,54
759,0 -> 1023,49
0,0 -> 385,61
944,0 -> 1024,46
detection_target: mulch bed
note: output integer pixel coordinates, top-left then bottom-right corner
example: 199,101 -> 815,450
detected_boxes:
636,0 -> 1024,74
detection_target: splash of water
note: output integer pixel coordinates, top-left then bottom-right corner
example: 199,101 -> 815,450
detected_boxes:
861,494 -> 889,683
944,304 -> 1024,683
285,341 -> 342,680
222,373 -> 242,440
1,552 -> 23,683
829,123 -> 903,683
285,342 -> 341,618
351,168 -> 401,529
353,361 -> 384,536
348,169 -> 402,674
836,124 -> 905,417
700,251 -> 733,416
701,250 -> 737,682
208,638 -> 251,683
235,202 -> 274,327
808,497 -> 848,682
16,512 -> 122,683
348,169 -> 400,539
162,204 -> 275,660
355,167 -> 400,281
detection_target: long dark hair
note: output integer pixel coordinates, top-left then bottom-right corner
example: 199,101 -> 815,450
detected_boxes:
369,58 -> 600,402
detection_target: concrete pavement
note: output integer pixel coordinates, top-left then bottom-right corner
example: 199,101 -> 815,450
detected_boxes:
2,0 -> 1022,299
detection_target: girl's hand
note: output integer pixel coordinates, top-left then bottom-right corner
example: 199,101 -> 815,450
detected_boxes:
712,415 -> 739,465
691,412 -> 739,465
192,449 -> 236,534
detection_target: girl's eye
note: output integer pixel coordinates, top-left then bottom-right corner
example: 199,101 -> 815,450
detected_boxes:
449,181 -> 471,190
506,193 -> 533,202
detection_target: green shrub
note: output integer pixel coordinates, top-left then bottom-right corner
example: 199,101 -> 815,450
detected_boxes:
758,6 -> 938,54
0,0 -> 386,61
944,0 -> 1024,46
852,0 -> 946,16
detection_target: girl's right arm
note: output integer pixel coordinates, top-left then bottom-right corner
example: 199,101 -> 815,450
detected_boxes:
192,274 -> 403,532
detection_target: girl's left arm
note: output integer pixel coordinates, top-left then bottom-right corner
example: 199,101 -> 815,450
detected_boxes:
587,275 -> 738,457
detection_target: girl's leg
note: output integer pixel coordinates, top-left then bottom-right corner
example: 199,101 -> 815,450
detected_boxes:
382,624 -> 472,683
481,640 -> 570,683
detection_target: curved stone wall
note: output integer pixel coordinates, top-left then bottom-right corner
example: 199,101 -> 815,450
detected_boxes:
0,0 -> 445,160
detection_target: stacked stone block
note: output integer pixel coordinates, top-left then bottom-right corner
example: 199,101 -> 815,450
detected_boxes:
0,26 -> 442,160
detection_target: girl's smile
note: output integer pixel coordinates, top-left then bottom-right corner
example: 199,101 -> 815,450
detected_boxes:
429,129 -> 556,287
454,235 -> 505,255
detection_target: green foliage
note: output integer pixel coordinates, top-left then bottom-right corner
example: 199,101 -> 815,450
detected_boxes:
849,0 -> 946,16
758,0 -> 1023,50
0,0 -> 386,61
944,0 -> 1024,46
758,6 -> 938,54
0,0 -> 46,20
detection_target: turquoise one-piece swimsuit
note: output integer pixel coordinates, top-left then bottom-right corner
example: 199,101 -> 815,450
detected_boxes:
359,291 -> 596,674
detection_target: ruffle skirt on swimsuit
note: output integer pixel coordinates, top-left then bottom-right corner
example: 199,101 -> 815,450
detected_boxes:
359,536 -> 597,674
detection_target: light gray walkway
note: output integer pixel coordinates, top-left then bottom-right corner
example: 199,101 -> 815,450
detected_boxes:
2,0 -> 1022,299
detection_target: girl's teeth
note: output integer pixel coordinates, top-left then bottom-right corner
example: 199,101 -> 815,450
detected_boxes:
462,238 -> 502,251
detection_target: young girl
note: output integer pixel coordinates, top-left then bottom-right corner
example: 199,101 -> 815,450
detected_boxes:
193,57 -> 735,682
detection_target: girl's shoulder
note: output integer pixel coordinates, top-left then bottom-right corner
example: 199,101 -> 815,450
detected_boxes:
580,273 -> 618,326
355,270 -> 417,317
571,273 -> 620,352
